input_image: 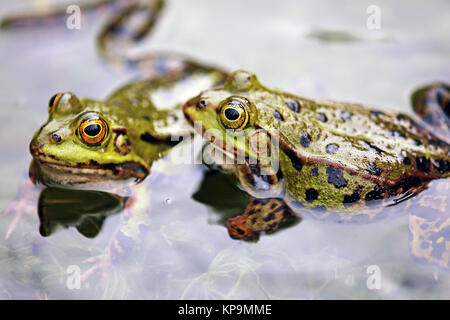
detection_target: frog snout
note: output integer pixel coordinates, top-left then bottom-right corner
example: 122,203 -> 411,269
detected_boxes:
183,95 -> 199,112
29,134 -> 46,157
29,138 -> 39,157
47,128 -> 71,145
29,127 -> 70,157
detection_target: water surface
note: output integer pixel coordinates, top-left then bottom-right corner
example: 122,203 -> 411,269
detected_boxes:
0,0 -> 449,299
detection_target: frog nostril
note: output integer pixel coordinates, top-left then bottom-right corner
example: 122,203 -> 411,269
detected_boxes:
197,99 -> 208,109
51,133 -> 62,143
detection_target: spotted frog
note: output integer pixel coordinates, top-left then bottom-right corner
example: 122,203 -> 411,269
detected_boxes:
2,0 -> 449,271
183,70 -> 450,241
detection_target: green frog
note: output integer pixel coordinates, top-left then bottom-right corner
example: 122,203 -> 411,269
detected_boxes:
2,0 -> 450,272
183,70 -> 450,242
29,68 -> 226,191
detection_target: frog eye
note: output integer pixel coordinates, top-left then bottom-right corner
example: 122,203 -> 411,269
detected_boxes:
218,96 -> 250,130
48,92 -> 82,114
48,93 -> 63,113
224,70 -> 258,92
79,116 -> 108,146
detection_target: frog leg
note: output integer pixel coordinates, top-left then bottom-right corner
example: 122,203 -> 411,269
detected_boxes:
1,0 -> 227,79
411,82 -> 450,143
81,186 -> 151,285
81,252 -> 112,285
409,214 -> 450,270
225,197 -> 301,241
1,165 -> 40,239
97,0 -> 227,77
407,180 -> 450,269
0,0 -> 224,76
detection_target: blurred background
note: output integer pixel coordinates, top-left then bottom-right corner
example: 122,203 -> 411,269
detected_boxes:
0,0 -> 449,299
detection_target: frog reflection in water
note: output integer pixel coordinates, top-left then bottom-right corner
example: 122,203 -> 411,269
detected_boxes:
2,0 -> 450,271
37,188 -> 127,238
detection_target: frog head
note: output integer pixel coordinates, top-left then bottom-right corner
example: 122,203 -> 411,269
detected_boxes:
183,70 -> 284,195
30,92 -> 150,189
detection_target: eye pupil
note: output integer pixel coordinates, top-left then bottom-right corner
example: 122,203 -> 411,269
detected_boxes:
84,124 -> 101,136
224,108 -> 240,121
79,115 -> 108,146
218,96 -> 250,130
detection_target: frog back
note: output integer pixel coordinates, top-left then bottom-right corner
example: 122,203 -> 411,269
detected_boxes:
248,88 -> 449,213
104,68 -> 227,165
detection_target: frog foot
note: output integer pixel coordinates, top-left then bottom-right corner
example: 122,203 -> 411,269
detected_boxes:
1,180 -> 39,239
225,197 -> 301,241
80,226 -> 132,284
409,214 -> 450,269
81,252 -> 112,285
408,181 -> 450,269
389,182 -> 430,207
81,193 -> 150,284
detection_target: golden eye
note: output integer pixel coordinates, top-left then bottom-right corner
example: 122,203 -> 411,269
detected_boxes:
48,93 -> 63,113
218,96 -> 250,130
79,116 -> 108,146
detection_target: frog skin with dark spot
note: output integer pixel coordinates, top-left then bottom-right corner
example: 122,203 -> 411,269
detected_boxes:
183,70 -> 450,239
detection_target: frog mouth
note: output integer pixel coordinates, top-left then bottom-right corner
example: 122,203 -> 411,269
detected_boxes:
37,159 -> 148,180
31,152 -> 149,187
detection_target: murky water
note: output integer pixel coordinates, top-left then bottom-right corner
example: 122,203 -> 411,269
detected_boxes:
0,0 -> 449,299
